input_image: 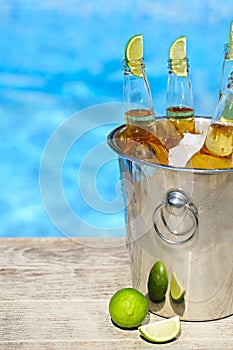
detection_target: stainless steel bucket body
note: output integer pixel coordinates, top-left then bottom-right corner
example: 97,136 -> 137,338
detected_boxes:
108,118 -> 233,321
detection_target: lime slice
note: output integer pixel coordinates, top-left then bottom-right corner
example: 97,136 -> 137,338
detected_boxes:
169,36 -> 187,77
109,287 -> 148,329
138,315 -> 181,343
125,34 -> 143,61
170,272 -> 186,302
125,34 -> 144,77
229,21 -> 233,59
170,36 -> 186,60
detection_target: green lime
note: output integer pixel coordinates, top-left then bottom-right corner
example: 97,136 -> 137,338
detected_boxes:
125,34 -> 143,61
170,35 -> 186,60
138,315 -> 181,343
170,272 -> 186,302
169,36 -> 188,77
109,287 -> 148,329
148,261 -> 168,302
125,34 -> 144,77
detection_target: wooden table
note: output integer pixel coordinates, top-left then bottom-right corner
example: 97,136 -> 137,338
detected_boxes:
0,238 -> 232,349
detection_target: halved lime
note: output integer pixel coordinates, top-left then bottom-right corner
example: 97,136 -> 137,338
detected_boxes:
229,21 -> 233,59
125,34 -> 144,77
169,36 -> 187,77
170,272 -> 186,302
138,315 -> 181,343
148,261 -> 168,302
109,287 -> 148,329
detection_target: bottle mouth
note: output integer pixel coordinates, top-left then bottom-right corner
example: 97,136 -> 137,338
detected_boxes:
122,57 -> 145,68
224,42 -> 233,60
167,58 -> 189,76
224,43 -> 231,59
167,57 -> 189,68
122,58 -> 145,77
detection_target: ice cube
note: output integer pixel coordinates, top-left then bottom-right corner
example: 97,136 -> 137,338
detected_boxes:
169,132 -> 207,167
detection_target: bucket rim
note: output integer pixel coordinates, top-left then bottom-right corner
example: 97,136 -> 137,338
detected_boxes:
107,121 -> 233,175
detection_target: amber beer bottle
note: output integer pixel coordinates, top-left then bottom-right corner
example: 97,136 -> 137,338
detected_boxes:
122,58 -> 168,165
187,73 -> 233,169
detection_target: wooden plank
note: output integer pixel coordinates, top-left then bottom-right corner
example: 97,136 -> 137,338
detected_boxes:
0,238 -> 232,349
0,300 -> 232,349
0,265 -> 131,300
0,238 -> 131,301
1,342 -> 232,350
0,238 -> 128,267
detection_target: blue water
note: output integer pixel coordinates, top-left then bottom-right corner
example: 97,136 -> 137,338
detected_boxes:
0,1 -> 233,238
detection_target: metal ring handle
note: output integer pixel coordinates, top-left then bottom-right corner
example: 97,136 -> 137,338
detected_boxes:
153,190 -> 198,245
160,204 -> 197,237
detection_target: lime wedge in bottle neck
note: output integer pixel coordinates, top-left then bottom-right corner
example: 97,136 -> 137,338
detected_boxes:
125,34 -> 144,77
169,36 -> 188,77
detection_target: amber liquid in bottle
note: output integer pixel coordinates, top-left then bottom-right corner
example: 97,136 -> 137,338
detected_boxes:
166,106 -> 195,134
121,108 -> 168,165
187,123 -> 233,169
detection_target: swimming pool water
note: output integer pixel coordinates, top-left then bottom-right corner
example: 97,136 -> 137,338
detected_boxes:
0,0 -> 233,238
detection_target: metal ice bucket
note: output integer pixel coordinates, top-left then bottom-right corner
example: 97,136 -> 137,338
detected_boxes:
107,117 -> 233,321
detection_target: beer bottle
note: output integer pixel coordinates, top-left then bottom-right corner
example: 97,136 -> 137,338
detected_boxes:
121,35 -> 168,165
187,73 -> 233,169
166,36 -> 195,148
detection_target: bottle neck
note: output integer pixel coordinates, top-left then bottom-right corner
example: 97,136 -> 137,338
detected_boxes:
122,58 -> 154,113
166,58 -> 193,110
213,72 -> 233,124
167,57 -> 190,76
122,58 -> 145,77
219,44 -> 233,98
226,72 -> 233,89
224,43 -> 233,60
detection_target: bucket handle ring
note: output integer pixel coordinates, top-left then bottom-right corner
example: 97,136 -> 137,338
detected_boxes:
153,189 -> 198,245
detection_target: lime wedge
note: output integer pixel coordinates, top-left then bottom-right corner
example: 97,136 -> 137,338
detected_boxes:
229,21 -> 233,59
125,34 -> 143,61
138,316 -> 181,343
170,36 -> 186,60
169,36 -> 187,77
125,34 -> 144,77
170,272 -> 186,302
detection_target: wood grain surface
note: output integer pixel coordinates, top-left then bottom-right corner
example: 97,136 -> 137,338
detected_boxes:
0,238 -> 232,349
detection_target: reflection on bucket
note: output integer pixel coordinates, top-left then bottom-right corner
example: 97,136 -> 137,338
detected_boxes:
107,117 -> 233,321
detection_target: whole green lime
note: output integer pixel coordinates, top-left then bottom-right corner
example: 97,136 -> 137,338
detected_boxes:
148,261 -> 168,302
109,287 -> 148,329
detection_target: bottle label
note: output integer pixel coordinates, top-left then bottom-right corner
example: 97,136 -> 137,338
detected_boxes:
166,106 -> 194,119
